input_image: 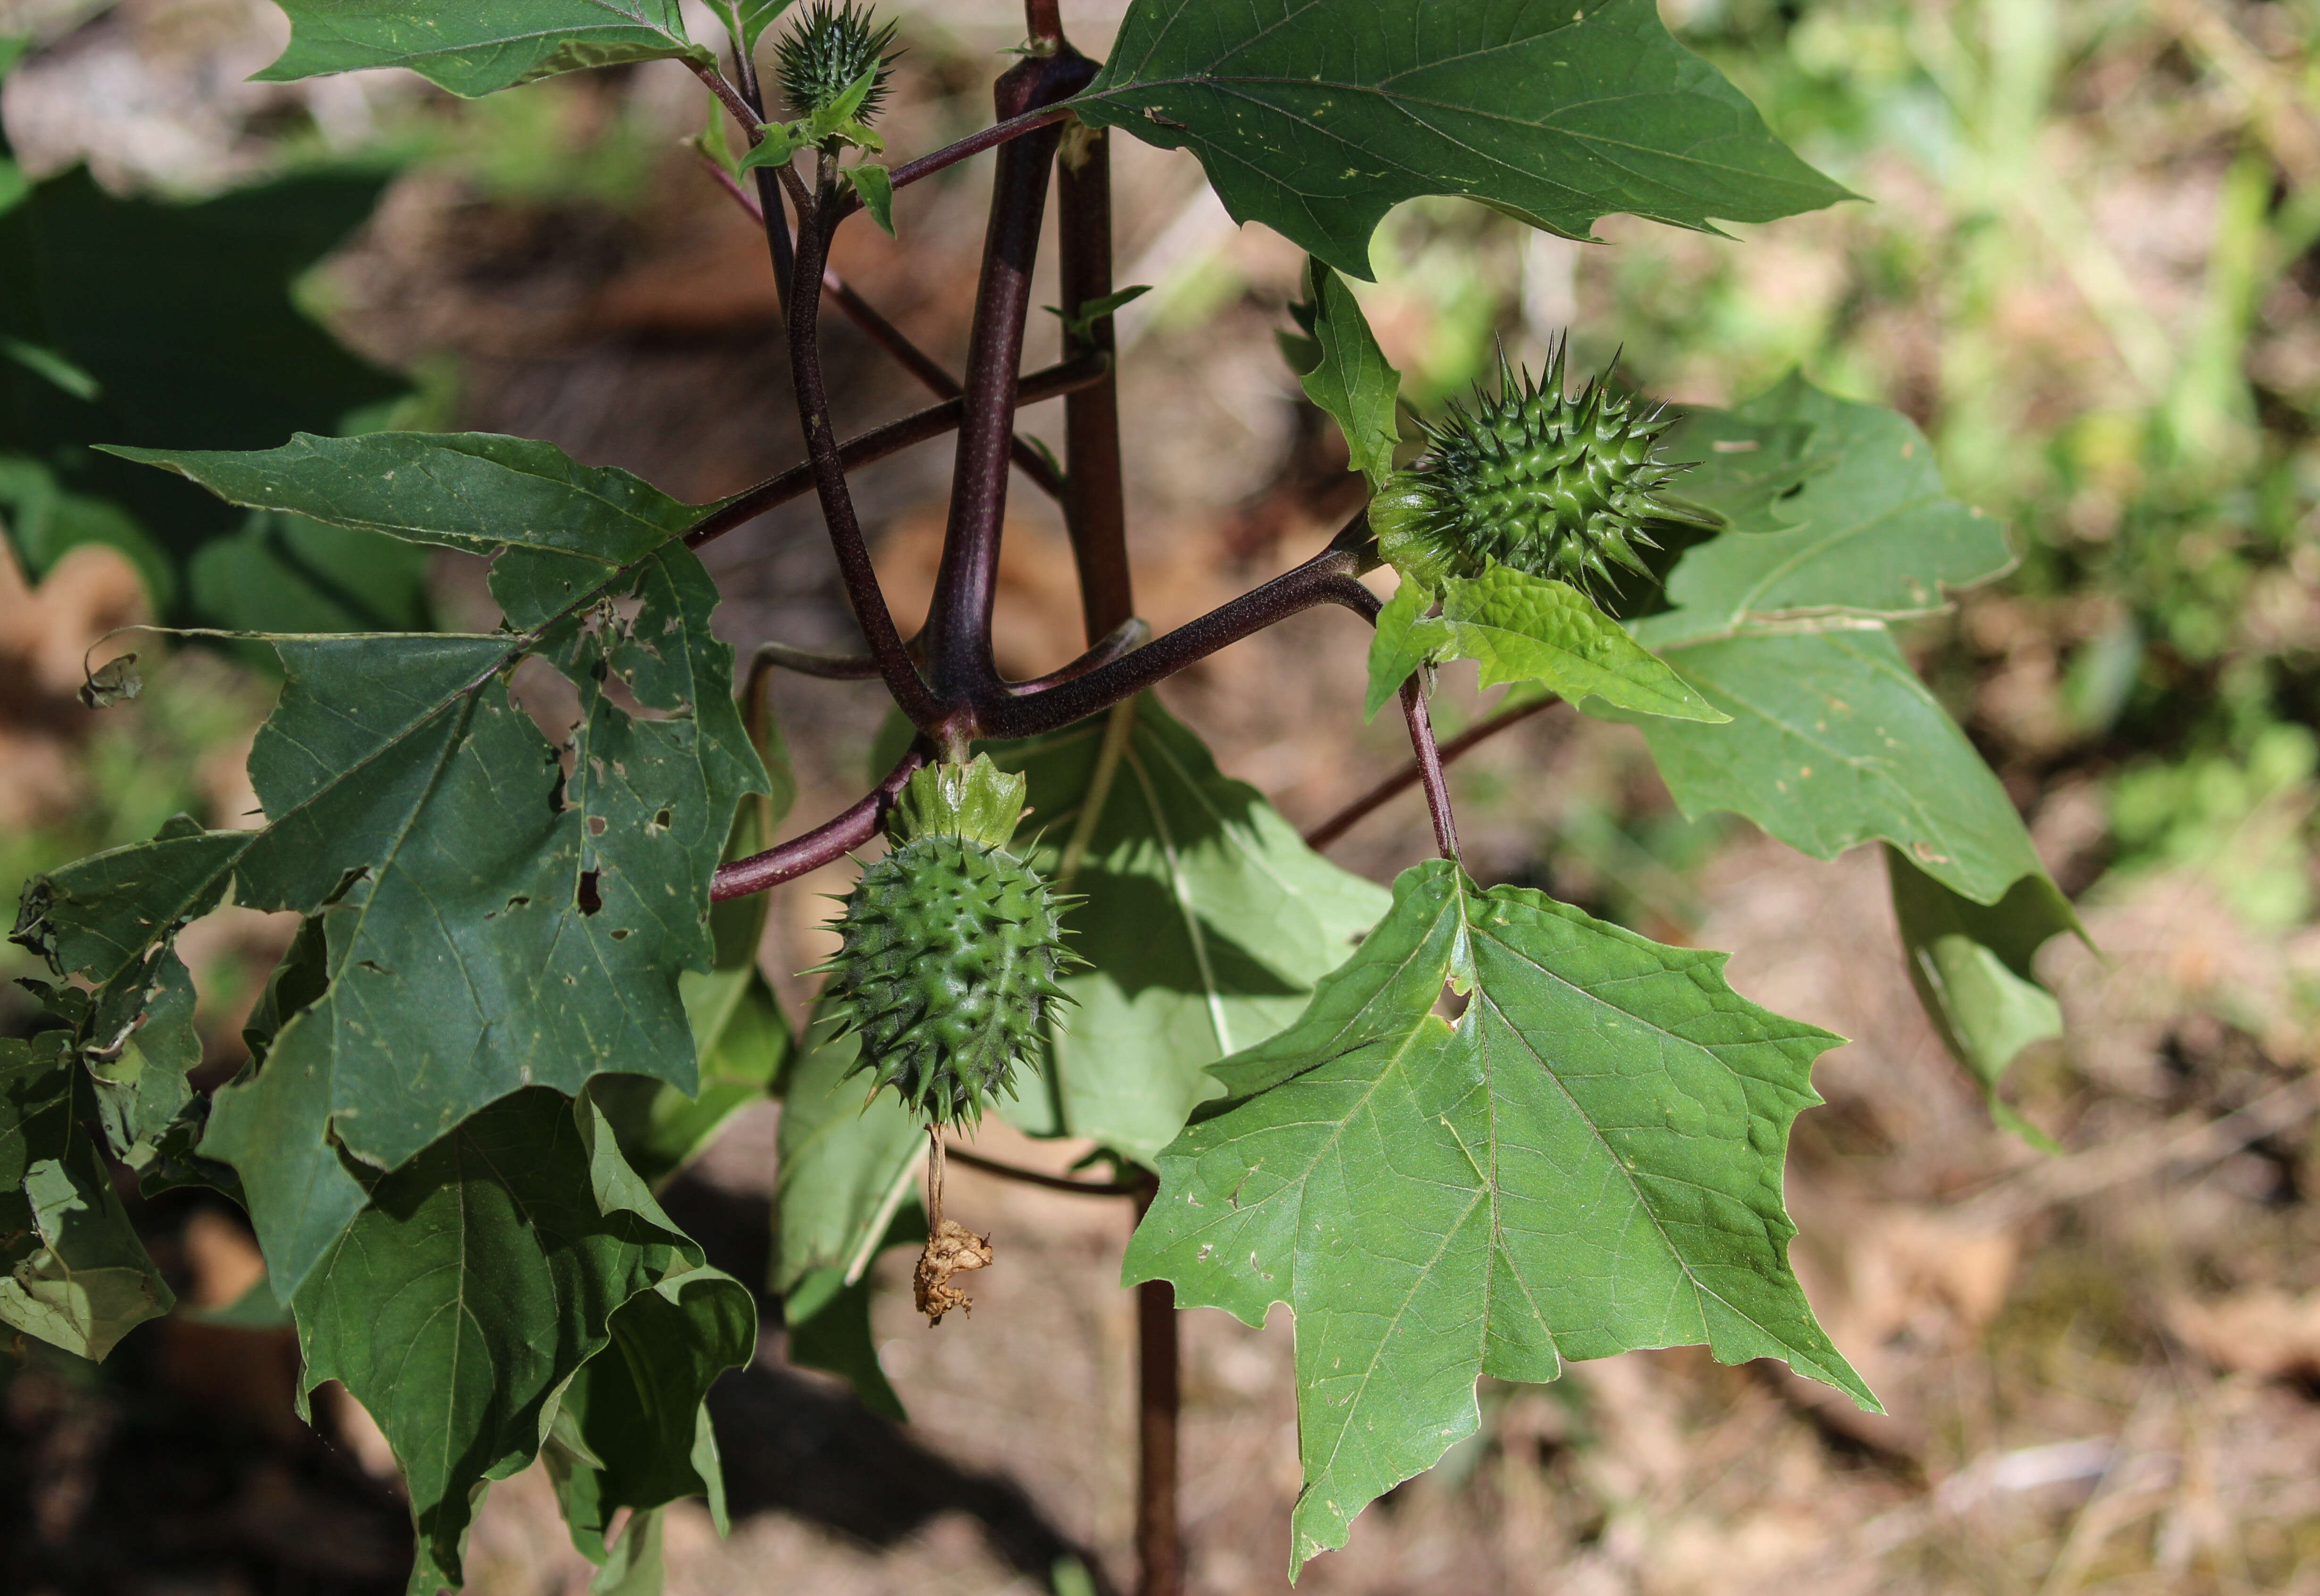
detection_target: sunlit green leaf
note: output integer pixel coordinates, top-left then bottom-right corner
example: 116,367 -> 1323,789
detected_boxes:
1886,847 -> 2080,1144
1618,625 -> 2042,904
1638,377 -> 2016,649
256,0 -> 714,97
1076,0 -> 1850,279
1125,860 -> 1870,1573
1439,565 -> 1726,722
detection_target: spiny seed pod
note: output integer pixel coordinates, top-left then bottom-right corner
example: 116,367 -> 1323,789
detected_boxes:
817,756 -> 1072,1127
775,0 -> 901,127
1370,339 -> 1705,600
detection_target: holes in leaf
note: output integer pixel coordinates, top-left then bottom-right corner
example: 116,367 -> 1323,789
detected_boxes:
577,872 -> 603,916
588,815 -> 608,837
647,806 -> 672,834
610,928 -> 630,941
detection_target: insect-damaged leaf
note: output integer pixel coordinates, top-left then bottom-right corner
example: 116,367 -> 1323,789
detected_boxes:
0,1031 -> 176,1361
1075,0 -> 1850,280
1124,859 -> 1871,1574
1636,376 -> 2016,650
1616,625 -> 2044,906
16,436 -> 763,1298
293,1089 -> 753,1595
256,0 -> 715,98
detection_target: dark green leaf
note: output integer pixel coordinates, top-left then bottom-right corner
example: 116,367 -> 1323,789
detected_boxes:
1124,860 -> 1869,1572
19,511 -> 761,1294
1075,0 -> 1851,279
0,163 -> 411,620
780,1201 -> 921,1422
1438,565 -> 1726,722
542,1261 -> 755,1564
1619,625 -> 2043,904
293,1089 -> 753,1594
1886,847 -> 2080,1143
1638,377 -> 2015,649
1285,259 -> 1400,485
988,698 -> 1391,1163
0,1032 -> 175,1360
256,0 -> 714,97
189,511 -> 435,634
102,431 -> 713,627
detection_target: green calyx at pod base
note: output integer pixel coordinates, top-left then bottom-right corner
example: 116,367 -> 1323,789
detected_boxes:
817,755 -> 1073,1127
775,0 -> 901,126
1370,340 -> 1715,599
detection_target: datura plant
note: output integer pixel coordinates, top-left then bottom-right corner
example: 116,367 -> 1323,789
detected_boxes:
3,2 -> 2086,1593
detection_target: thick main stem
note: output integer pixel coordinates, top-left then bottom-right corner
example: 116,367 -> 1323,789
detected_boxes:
922,53 -> 1093,708
785,192 -> 944,731
1134,1180 -> 1182,1596
1056,105 -> 1135,642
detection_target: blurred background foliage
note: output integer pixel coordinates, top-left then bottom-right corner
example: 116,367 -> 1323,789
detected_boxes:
1,1 -> 2317,1592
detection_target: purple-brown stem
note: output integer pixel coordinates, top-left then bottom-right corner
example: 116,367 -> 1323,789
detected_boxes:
874,105 -> 1075,201
784,185 -> 945,731
710,739 -> 931,900
1401,678 -> 1461,860
681,353 -> 1106,550
922,53 -> 1094,707
686,143 -> 1065,501
1056,99 -> 1134,643
1006,616 -> 1148,695
942,1142 -> 1141,1196
1025,0 -> 1064,43
1303,697 -> 1558,851
976,516 -> 1380,740
1133,1178 -> 1182,1596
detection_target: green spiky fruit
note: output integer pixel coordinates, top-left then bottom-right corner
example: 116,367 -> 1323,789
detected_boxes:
818,756 -> 1071,1127
774,0 -> 900,126
1371,342 -> 1705,599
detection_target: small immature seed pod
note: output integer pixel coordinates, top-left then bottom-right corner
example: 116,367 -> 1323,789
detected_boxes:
817,756 -> 1072,1127
1371,339 -> 1706,600
774,0 -> 902,127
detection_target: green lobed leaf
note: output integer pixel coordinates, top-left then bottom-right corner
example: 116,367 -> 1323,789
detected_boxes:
1124,859 -> 1870,1573
255,0 -> 714,97
101,431 -> 715,628
1636,376 -> 2016,650
988,697 -> 1392,1165
293,1088 -> 754,1595
1437,565 -> 1726,723
1074,0 -> 1851,280
0,1031 -> 176,1361
1284,258 -> 1402,487
1616,625 -> 2043,904
542,1262 -> 754,1567
1886,847 -> 2081,1144
16,449 -> 762,1294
